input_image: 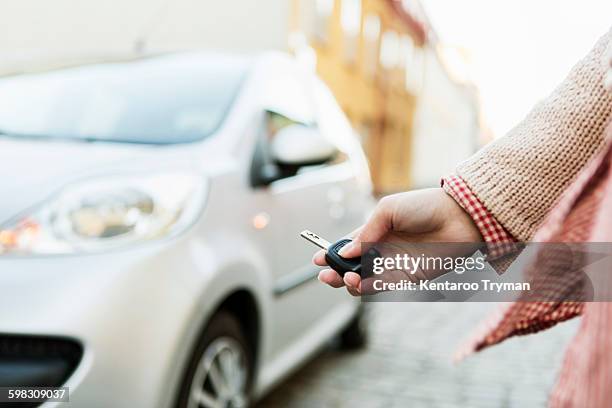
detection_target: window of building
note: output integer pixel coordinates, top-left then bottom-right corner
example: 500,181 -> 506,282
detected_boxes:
380,30 -> 400,69
405,47 -> 423,93
314,0 -> 334,42
341,0 -> 362,63
363,14 -> 381,77
400,35 -> 414,69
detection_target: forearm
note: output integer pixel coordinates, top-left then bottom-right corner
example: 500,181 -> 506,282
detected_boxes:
456,28 -> 612,241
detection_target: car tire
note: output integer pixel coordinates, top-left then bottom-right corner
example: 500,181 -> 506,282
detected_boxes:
339,304 -> 369,350
176,311 -> 253,408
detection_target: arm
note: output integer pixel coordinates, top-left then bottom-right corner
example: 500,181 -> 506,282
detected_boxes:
454,30 -> 612,353
456,28 -> 612,241
441,175 -> 515,259
316,28 -> 612,297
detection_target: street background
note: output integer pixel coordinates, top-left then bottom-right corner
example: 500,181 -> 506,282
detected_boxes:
259,302 -> 579,407
0,0 -> 611,406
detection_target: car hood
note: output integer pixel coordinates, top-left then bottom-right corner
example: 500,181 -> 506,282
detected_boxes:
0,137 -> 227,224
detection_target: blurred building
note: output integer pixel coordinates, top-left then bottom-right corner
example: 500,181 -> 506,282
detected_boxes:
289,0 -> 422,192
288,0 -> 482,192
0,0 -> 483,192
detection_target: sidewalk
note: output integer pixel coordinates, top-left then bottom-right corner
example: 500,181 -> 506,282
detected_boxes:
258,302 -> 579,407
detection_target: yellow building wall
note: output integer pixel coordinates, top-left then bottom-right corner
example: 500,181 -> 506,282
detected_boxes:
291,0 -> 421,194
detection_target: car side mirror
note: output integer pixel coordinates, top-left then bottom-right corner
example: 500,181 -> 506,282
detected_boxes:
271,125 -> 337,167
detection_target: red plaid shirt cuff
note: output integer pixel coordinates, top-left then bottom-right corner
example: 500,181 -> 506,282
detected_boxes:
441,175 -> 516,259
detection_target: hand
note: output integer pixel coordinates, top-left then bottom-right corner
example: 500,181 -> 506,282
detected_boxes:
313,188 -> 483,296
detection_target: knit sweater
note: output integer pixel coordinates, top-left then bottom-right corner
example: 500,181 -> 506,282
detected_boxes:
456,28 -> 612,241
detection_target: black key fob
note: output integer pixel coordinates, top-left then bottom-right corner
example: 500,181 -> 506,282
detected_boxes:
325,239 -> 362,276
300,230 -> 379,278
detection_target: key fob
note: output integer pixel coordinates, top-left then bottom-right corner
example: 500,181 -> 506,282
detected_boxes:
325,239 -> 362,276
300,231 -> 379,278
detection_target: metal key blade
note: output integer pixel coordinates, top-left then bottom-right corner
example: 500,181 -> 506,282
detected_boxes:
300,230 -> 332,251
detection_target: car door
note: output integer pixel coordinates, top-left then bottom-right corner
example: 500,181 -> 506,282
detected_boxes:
247,66 -> 370,360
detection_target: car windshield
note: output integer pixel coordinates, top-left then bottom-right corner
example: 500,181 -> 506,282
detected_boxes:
0,53 -> 250,144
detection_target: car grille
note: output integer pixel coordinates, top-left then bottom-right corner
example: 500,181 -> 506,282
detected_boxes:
0,334 -> 83,387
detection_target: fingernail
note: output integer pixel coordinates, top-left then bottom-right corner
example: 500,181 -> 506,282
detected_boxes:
338,242 -> 354,257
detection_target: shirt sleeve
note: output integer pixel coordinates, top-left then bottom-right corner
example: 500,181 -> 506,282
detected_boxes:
441,174 -> 584,357
447,29 -> 611,363
454,29 -> 612,241
441,175 -> 516,259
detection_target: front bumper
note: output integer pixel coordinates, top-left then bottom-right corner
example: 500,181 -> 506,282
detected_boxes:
0,239 -> 215,408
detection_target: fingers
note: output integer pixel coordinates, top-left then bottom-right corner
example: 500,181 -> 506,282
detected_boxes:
338,197 -> 394,258
343,272 -> 361,296
318,269 -> 344,288
317,269 -> 363,297
312,249 -> 327,266
312,227 -> 361,266
313,201 -> 393,291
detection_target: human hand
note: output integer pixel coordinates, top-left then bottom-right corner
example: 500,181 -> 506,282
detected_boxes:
313,188 -> 483,296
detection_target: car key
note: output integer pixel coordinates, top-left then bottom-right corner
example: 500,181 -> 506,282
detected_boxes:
300,230 -> 363,276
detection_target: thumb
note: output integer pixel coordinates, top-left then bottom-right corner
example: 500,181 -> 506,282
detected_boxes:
339,197 -> 393,258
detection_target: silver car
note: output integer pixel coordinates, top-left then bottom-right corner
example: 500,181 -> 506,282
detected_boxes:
0,51 -> 374,407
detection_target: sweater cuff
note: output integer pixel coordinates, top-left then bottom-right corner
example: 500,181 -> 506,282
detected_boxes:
441,175 -> 516,259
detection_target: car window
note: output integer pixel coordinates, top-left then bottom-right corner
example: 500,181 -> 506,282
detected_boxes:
261,72 -> 316,126
250,72 -> 350,186
0,53 -> 250,144
266,111 -> 306,138
262,74 -> 347,170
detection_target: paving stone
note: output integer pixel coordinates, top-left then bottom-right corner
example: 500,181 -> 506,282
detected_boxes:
257,302 -> 579,407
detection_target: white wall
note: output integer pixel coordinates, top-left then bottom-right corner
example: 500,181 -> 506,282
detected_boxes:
409,48 -> 479,188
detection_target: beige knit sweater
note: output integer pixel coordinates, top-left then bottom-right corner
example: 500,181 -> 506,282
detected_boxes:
456,28 -> 612,241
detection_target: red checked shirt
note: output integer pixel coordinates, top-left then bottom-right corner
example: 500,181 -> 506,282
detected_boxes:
441,175 -> 515,259
442,148 -> 612,408
441,175 -> 585,345
440,46 -> 612,408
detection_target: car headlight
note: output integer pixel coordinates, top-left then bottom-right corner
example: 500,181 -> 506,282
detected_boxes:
0,172 -> 207,255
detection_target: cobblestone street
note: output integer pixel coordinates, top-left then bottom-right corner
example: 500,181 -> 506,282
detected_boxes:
258,302 -> 579,408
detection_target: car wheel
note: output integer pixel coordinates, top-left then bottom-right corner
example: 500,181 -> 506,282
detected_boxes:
176,311 -> 252,408
339,304 -> 369,350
